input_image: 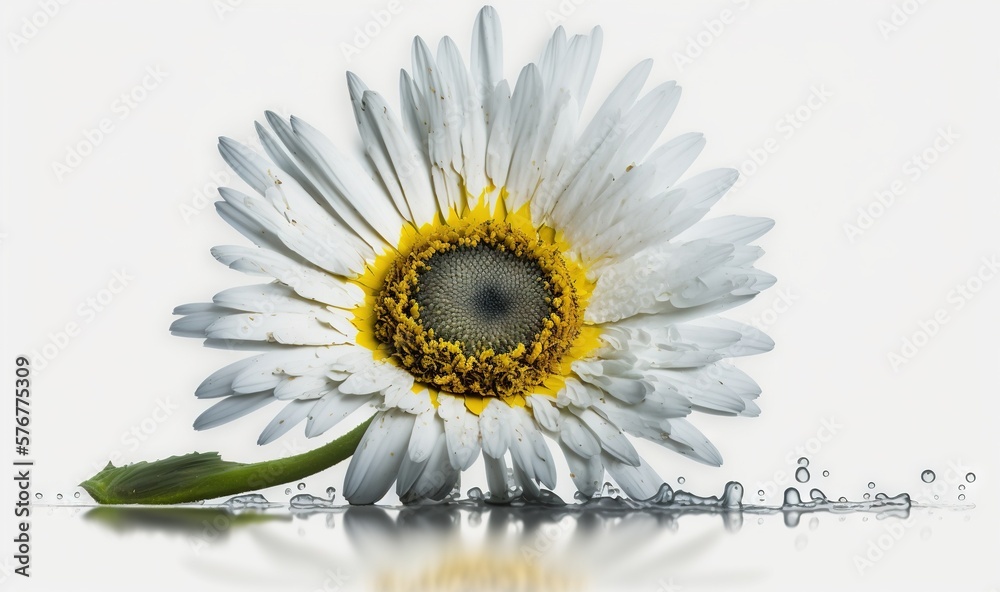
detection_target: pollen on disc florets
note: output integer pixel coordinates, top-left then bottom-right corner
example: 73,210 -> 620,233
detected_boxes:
373,219 -> 582,400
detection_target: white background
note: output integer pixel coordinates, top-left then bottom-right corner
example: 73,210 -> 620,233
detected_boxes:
2,0 -> 999,590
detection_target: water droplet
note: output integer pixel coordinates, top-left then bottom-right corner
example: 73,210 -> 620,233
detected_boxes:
677,476 -> 685,485
868,482 -> 875,489
958,484 -> 965,491
809,517 -> 819,530
35,493 -> 42,499
757,518 -> 764,525
875,492 -> 888,500
783,488 -> 801,506
795,467 -> 810,483
223,494 -> 272,510
934,495 -> 939,500
598,482 -> 618,498
921,470 -> 936,483
862,516 -> 869,522
73,492 -> 81,499
838,496 -> 847,502
284,488 -> 291,495
965,472 -> 976,483
289,493 -> 337,510
649,483 -> 674,504
809,488 -> 826,501
822,470 -> 830,477
722,482 -> 743,508
56,493 -> 63,500
797,457 -> 809,467
958,494 -> 966,501
326,487 -> 336,497
757,489 -> 765,497
467,487 -> 483,501
863,493 -> 871,500
297,482 -> 306,491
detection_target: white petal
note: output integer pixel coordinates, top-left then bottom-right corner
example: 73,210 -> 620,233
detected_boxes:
348,76 -> 439,226
573,408 -> 640,467
676,215 -> 775,245
507,407 -> 557,489
211,245 -> 365,308
483,454 -> 514,502
470,6 -> 502,99
193,392 -> 274,430
573,358 -> 652,405
273,374 -> 331,401
559,442 -> 604,496
399,433 -> 460,503
343,409 -> 416,504
527,395 -> 561,432
650,363 -> 761,417
218,187 -> 367,277
659,418 -> 724,466
478,398 -> 510,459
557,413 -> 601,458
195,353 -> 274,399
406,407 -> 444,463
304,391 -> 375,438
410,37 -> 465,212
555,377 -> 601,408
204,312 -> 348,346
437,394 -> 481,470
604,454 -> 665,500
257,399 -> 315,445
339,360 -> 411,395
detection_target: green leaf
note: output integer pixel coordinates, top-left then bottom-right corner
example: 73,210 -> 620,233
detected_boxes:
81,416 -> 374,505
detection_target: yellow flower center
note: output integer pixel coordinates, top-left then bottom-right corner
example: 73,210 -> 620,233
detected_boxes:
351,195 -> 600,413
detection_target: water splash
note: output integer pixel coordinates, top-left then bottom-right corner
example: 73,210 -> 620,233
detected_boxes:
290,487 -> 338,511
222,494 -> 276,510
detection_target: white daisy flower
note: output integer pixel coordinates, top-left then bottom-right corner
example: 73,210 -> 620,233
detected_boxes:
172,6 -> 775,505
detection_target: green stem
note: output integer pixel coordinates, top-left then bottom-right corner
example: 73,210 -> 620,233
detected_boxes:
81,416 -> 374,505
